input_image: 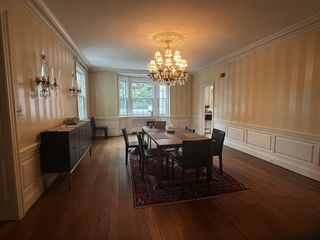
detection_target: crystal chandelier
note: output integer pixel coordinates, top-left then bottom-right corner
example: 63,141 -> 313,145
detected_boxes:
147,38 -> 189,86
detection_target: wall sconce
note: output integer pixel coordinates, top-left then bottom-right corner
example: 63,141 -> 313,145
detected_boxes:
69,70 -> 81,98
35,51 -> 59,98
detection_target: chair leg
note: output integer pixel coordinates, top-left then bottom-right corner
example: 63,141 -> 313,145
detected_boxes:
141,157 -> 145,180
182,169 -> 185,193
219,155 -> 223,175
125,148 -> 128,165
171,160 -> 175,180
207,166 -> 211,191
104,129 -> 108,139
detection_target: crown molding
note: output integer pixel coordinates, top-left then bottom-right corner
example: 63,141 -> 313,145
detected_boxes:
90,66 -> 148,75
194,14 -> 320,74
18,0 -> 91,69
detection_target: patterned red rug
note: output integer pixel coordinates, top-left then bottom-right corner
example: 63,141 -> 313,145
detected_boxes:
130,154 -> 248,207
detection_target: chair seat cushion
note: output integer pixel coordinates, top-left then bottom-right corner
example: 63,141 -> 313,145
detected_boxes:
144,148 -> 158,158
128,140 -> 148,148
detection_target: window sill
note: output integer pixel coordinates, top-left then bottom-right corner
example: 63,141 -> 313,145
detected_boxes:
119,115 -> 169,118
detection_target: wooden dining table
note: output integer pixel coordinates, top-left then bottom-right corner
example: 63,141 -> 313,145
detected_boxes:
142,126 -> 210,173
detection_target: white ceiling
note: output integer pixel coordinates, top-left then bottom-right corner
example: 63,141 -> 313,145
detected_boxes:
43,0 -> 320,72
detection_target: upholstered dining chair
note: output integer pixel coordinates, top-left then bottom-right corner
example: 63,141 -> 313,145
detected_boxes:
122,127 -> 147,165
137,133 -> 158,179
211,128 -> 226,175
154,121 -> 166,129
170,139 -> 213,192
90,117 -> 108,139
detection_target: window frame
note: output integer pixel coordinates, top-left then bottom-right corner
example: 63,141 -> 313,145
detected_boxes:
76,64 -> 87,120
118,77 -> 169,117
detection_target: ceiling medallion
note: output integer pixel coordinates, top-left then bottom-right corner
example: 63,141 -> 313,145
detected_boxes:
147,32 -> 189,86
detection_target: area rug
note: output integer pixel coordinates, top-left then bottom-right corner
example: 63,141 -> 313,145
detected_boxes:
130,153 -> 248,207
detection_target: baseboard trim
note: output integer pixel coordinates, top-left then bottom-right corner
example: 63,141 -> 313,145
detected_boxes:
215,120 -> 320,182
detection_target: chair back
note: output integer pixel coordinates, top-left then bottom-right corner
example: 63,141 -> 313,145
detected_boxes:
182,139 -> 212,169
137,133 -> 145,158
122,127 -> 129,147
211,128 -> 226,155
146,121 -> 155,127
90,117 -> 96,128
154,121 -> 166,129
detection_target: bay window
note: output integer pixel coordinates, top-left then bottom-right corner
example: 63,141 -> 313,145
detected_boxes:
118,77 -> 169,116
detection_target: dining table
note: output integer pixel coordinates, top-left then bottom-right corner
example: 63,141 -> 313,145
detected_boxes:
142,126 -> 210,173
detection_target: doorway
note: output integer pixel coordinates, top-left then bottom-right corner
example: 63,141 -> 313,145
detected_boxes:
198,84 -> 214,136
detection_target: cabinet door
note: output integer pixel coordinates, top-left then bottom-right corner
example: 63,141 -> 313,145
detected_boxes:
69,131 -> 79,170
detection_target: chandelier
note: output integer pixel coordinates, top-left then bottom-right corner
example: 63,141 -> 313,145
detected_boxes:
147,33 -> 189,86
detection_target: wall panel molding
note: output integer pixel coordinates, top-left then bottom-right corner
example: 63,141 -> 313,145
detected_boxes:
214,120 -> 320,181
19,142 -> 44,212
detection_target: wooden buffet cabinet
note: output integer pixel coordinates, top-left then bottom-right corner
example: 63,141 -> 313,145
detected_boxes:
40,121 -> 92,188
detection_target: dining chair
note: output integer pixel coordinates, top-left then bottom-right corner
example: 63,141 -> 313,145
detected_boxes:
170,139 -> 213,192
137,133 -> 158,179
154,121 -> 166,129
90,117 -> 108,139
211,128 -> 226,175
122,127 -> 147,165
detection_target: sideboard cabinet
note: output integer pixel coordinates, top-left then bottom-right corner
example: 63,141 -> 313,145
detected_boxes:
40,121 -> 91,186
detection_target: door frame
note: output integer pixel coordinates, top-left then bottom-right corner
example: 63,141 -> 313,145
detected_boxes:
198,82 -> 215,136
0,8 -> 24,220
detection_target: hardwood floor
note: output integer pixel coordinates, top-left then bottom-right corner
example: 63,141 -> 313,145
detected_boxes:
1,136 -> 320,240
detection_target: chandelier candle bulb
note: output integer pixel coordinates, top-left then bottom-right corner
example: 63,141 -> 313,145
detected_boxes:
147,34 -> 189,86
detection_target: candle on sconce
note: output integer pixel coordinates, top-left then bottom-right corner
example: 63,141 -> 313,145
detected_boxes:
51,67 -> 54,83
71,70 -> 74,88
57,70 -> 60,84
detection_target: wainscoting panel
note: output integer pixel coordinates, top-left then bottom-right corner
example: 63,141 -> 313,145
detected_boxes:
275,136 -> 314,163
247,131 -> 272,150
214,120 -> 320,181
227,126 -> 245,142
19,143 -> 44,212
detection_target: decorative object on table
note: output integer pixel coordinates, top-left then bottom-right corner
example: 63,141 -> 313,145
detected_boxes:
35,50 -> 59,98
146,121 -> 155,127
147,32 -> 189,86
90,117 -> 108,139
211,128 -> 226,175
129,153 -> 248,207
63,117 -> 79,125
69,70 -> 81,98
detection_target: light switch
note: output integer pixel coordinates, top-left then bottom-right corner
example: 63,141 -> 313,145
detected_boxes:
16,106 -> 23,116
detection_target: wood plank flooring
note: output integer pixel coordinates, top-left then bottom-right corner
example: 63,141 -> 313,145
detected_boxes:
1,136 -> 320,240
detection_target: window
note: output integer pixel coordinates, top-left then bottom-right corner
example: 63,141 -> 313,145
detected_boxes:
76,66 -> 87,120
118,78 -> 169,116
